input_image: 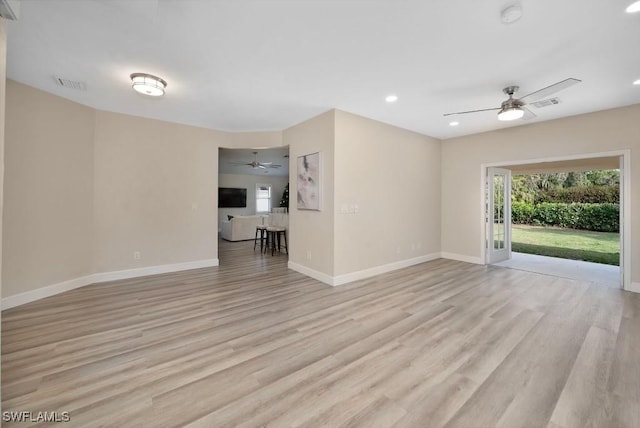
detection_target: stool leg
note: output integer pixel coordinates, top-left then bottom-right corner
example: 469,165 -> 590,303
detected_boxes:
260,229 -> 265,252
283,231 -> 288,255
263,231 -> 268,254
254,227 -> 259,251
271,232 -> 276,256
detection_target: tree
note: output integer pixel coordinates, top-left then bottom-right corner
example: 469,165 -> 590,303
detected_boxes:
563,171 -> 588,188
585,170 -> 619,186
279,183 -> 289,208
511,169 -> 619,204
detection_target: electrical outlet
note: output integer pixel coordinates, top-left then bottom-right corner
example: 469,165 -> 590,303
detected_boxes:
133,251 -> 141,260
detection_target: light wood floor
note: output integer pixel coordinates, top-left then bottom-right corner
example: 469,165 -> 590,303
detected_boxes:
2,240 -> 639,427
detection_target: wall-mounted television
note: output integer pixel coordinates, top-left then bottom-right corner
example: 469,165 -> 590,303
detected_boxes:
218,187 -> 247,208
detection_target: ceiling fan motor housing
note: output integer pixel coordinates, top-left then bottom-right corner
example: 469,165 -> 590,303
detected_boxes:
501,98 -> 525,110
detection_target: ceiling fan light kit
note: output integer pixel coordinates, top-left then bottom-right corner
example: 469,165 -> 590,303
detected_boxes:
497,86 -> 525,121
497,106 -> 524,121
130,73 -> 167,97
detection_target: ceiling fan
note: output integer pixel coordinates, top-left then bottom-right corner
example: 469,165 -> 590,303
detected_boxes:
443,78 -> 582,121
230,151 -> 282,169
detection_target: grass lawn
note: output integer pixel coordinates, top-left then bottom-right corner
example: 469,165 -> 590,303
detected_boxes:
511,225 -> 620,266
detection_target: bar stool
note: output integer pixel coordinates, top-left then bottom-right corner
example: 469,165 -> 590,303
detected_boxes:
265,226 -> 287,256
254,224 -> 267,252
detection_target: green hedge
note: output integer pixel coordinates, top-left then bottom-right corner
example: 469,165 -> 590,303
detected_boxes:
512,202 -> 619,232
535,185 -> 619,204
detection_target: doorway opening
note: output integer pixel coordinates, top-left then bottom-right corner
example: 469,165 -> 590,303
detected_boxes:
217,147 -> 290,264
482,151 -> 630,290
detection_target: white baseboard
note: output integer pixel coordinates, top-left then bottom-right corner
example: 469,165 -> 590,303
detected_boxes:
287,261 -> 335,286
289,253 -> 441,287
332,253 -> 441,286
2,258 -> 219,310
93,258 -> 219,283
2,274 -> 95,310
440,252 -> 484,265
626,282 -> 640,294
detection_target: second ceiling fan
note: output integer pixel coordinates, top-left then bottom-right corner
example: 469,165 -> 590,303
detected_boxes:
230,151 -> 282,169
444,78 -> 582,121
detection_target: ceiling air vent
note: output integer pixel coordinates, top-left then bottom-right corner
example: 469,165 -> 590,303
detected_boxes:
54,76 -> 87,91
530,97 -> 561,109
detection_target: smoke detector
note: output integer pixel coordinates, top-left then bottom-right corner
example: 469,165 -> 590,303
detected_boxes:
501,4 -> 523,24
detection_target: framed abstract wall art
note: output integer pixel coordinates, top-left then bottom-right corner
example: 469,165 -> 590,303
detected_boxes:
296,152 -> 321,210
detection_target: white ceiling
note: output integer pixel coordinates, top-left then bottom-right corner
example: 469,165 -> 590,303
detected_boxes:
219,147 -> 289,177
5,0 -> 640,139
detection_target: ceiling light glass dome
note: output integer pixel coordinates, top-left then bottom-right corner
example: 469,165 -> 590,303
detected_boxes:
130,73 -> 167,97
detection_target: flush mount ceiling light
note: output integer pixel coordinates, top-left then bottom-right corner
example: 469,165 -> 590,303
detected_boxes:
130,73 -> 167,96
634,79 -> 640,85
385,94 -> 398,103
449,121 -> 460,126
626,1 -> 640,13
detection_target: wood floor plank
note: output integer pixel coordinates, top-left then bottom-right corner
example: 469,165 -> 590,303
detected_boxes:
548,325 -> 617,428
2,239 -> 639,427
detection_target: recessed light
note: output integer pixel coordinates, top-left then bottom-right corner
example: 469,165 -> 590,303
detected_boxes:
385,94 -> 398,103
626,1 -> 640,13
634,79 -> 640,85
449,121 -> 460,126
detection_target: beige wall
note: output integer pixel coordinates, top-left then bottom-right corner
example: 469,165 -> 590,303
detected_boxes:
3,80 -> 95,296
2,82 -> 229,297
217,173 -> 288,226
93,111 -> 223,273
441,104 -> 640,282
2,82 -> 291,299
1,18 -> 7,396
284,110 -> 335,276
334,110 -> 441,275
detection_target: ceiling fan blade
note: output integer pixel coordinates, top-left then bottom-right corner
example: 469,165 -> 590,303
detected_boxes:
521,106 -> 537,120
443,107 -> 500,116
520,78 -> 581,103
267,164 -> 282,168
258,165 -> 266,169
260,162 -> 274,165
230,162 -> 251,166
